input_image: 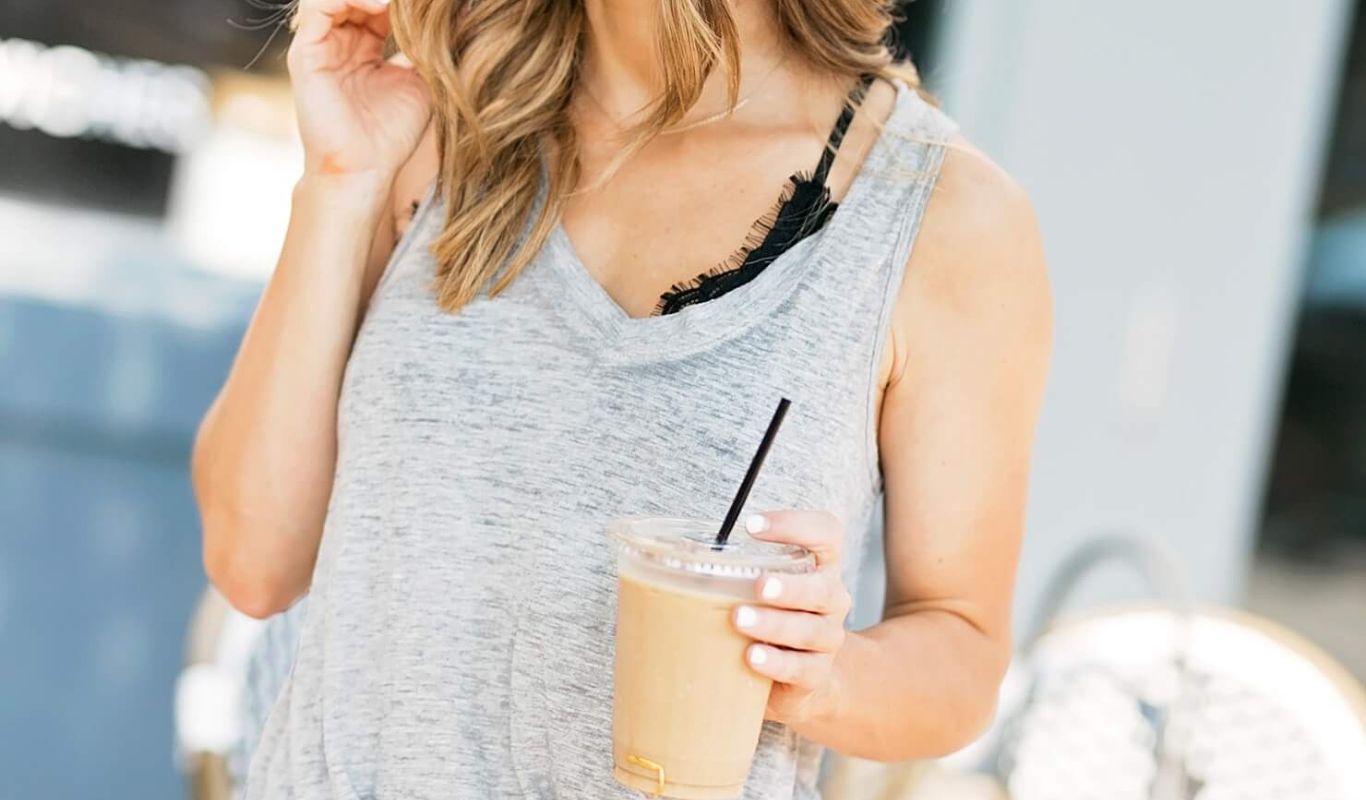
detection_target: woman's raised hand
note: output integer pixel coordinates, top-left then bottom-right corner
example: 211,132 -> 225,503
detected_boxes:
288,0 -> 432,178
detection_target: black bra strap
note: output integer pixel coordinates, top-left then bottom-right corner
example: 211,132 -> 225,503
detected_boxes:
810,74 -> 876,186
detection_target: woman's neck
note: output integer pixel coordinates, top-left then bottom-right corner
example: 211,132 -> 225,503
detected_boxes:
579,0 -> 788,123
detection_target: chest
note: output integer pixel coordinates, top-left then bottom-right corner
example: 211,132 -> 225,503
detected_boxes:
340,272 -> 878,529
561,126 -> 828,318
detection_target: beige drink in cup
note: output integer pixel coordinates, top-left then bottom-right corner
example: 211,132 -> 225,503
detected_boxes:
610,518 -> 815,799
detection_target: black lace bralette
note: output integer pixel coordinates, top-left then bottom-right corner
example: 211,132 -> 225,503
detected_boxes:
654,75 -> 874,316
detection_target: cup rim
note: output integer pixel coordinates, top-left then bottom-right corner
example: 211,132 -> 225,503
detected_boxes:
609,516 -> 815,579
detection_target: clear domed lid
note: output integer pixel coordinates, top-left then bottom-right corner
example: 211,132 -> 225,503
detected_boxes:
610,517 -> 815,580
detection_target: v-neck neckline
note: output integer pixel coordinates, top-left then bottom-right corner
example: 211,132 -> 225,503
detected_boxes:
537,80 -> 914,364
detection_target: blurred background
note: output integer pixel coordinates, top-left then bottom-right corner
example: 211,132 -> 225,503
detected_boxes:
1,1 -> 1363,798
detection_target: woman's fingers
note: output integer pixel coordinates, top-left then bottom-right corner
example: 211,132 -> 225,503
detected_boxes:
753,570 -> 852,616
734,510 -> 851,691
746,644 -> 834,690
734,605 -> 844,653
293,0 -> 391,46
745,510 -> 843,568
289,0 -> 391,77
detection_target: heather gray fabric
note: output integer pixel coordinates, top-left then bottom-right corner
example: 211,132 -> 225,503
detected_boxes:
232,597 -> 306,789
244,81 -> 955,800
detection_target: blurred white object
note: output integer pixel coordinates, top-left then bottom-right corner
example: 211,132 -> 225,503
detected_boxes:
822,756 -> 1006,800
175,664 -> 242,754
0,37 -> 210,151
1000,608 -> 1366,800
965,536 -> 1366,800
167,72 -> 302,281
175,589 -> 266,800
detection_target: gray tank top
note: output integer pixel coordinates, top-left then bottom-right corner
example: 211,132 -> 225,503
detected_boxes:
244,81 -> 956,799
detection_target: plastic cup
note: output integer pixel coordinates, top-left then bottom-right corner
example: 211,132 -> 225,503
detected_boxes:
610,518 -> 815,799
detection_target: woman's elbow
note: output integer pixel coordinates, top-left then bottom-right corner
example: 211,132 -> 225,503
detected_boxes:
202,532 -> 301,619
874,675 -> 1001,762
875,639 -> 1010,761
193,438 -> 307,619
934,681 -> 1002,757
921,642 -> 1011,758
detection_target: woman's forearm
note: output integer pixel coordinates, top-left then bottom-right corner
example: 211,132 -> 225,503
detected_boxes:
193,171 -> 392,618
792,609 -> 1009,761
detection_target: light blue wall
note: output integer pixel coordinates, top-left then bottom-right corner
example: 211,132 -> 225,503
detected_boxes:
0,268 -> 257,799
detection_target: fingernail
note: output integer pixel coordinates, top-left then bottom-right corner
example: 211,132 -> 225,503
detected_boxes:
745,513 -> 769,534
761,577 -> 782,601
748,644 -> 768,666
735,606 -> 758,629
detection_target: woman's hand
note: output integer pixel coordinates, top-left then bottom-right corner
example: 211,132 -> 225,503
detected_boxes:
289,0 -> 432,177
734,510 -> 853,725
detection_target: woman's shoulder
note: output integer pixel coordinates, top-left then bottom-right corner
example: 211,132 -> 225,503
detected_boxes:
883,131 -> 1052,383
917,134 -> 1043,288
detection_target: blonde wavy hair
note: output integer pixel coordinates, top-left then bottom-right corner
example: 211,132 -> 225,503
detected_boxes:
390,0 -> 921,312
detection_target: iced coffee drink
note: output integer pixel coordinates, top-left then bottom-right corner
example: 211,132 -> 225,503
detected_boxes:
610,518 -> 814,799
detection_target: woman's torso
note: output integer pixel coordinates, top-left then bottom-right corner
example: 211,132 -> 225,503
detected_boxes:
244,79 -> 956,800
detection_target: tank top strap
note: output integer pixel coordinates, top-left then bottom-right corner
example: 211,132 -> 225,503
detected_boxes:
775,81 -> 957,488
809,74 -> 876,187
793,80 -> 959,322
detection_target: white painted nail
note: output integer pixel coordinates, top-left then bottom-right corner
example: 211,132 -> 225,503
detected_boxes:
761,577 -> 782,601
735,606 -> 758,629
745,514 -> 769,534
748,645 -> 768,666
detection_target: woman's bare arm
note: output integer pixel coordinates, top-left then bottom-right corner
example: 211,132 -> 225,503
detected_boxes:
193,174 -> 390,618
192,0 -> 434,618
778,139 -> 1052,759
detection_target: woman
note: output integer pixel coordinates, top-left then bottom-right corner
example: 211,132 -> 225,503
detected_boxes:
193,0 -> 1051,796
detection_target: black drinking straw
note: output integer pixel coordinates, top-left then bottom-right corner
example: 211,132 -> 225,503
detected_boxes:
715,398 -> 792,545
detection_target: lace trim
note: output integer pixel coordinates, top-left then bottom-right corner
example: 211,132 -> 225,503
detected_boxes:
653,168 -> 839,316
653,75 -> 872,316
